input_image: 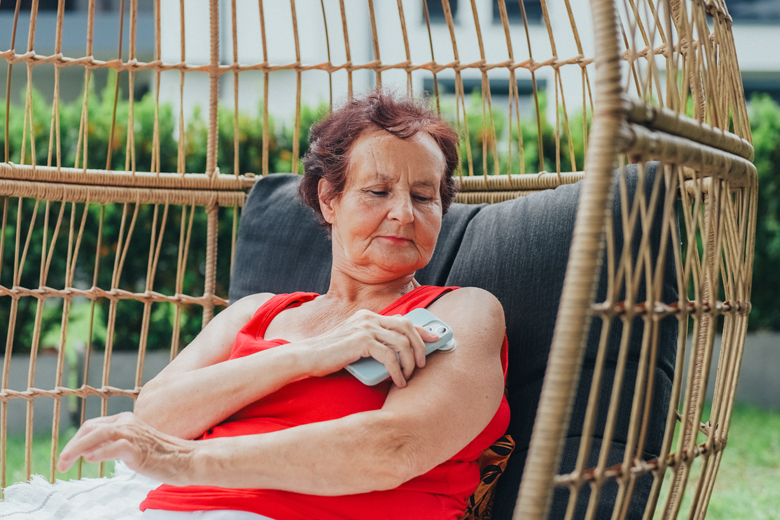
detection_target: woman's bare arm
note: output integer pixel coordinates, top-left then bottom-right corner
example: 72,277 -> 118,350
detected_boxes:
189,288 -> 505,493
133,292 -> 307,439
136,291 -> 439,440
62,287 -> 505,495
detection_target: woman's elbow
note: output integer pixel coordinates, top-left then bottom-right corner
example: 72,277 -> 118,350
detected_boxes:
134,387 -> 151,416
366,457 -> 418,492
370,424 -> 429,491
134,387 -> 165,430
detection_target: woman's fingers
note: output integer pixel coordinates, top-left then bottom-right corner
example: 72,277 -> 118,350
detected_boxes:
58,414 -> 131,472
376,315 -> 438,367
368,327 -> 417,380
367,339 -> 407,387
348,311 -> 442,384
416,325 -> 440,343
82,438 -> 138,467
321,309 -> 441,385
58,430 -> 118,472
57,412 -> 195,485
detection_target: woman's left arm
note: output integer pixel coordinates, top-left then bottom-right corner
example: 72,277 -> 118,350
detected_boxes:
58,287 -> 506,495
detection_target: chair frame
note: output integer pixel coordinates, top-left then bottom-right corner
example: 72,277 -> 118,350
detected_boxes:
0,1 -> 757,519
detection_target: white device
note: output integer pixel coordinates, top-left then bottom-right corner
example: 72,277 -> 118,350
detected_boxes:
345,308 -> 456,386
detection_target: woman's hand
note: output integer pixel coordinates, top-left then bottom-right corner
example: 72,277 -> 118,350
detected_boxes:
57,412 -> 196,486
298,309 -> 440,387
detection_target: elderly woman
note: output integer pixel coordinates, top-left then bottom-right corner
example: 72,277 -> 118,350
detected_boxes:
58,90 -> 510,520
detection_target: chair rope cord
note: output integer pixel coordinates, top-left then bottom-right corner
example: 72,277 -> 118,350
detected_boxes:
0,2 -> 758,518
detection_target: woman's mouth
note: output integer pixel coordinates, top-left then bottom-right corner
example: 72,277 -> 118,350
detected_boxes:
379,236 -> 412,244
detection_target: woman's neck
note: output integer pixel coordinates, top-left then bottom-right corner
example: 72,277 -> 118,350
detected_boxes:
322,267 -> 419,314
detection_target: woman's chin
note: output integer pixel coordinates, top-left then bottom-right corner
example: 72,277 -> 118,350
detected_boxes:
361,260 -> 424,282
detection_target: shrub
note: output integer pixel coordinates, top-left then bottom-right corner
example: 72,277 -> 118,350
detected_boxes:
747,94 -> 780,330
0,85 -> 776,358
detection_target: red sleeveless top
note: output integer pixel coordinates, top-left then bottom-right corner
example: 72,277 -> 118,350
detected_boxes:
141,286 -> 510,520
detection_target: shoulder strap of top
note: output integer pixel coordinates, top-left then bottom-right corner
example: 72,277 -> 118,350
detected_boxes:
250,292 -> 319,338
380,285 -> 460,316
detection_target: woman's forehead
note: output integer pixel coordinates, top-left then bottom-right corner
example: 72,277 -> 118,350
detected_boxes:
348,131 -> 445,181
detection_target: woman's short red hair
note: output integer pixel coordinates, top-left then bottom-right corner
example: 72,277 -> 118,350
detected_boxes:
299,89 -> 459,229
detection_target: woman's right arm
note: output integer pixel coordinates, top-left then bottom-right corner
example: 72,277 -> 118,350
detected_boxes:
135,295 -> 435,440
134,293 -> 310,440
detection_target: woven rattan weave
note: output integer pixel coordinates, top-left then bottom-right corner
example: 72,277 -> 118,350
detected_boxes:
0,1 -> 757,519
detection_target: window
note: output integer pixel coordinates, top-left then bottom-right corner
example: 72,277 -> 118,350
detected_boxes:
0,0 -> 153,12
725,0 -> 780,21
423,0 -> 458,24
424,77 -> 545,97
742,72 -> 780,103
423,77 -> 547,119
0,0 -> 75,11
493,0 -> 543,24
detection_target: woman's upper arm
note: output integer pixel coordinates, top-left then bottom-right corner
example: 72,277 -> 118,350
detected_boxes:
378,287 -> 506,479
146,293 -> 274,380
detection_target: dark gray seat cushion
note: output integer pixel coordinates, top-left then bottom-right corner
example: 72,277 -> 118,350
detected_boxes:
229,165 -> 677,520
230,174 -> 333,299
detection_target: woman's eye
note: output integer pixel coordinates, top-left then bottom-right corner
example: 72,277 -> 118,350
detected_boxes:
413,195 -> 432,202
368,190 -> 388,197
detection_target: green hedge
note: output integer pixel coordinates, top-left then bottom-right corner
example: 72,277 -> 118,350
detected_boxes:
0,80 -> 583,355
0,82 -> 777,360
746,95 -> 780,330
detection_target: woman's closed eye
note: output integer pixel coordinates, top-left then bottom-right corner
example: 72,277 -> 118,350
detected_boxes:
363,189 -> 434,203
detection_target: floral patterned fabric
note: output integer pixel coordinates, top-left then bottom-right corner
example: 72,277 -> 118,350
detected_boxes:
460,435 -> 515,520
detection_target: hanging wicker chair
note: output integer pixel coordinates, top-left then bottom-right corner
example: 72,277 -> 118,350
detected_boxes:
0,1 -> 757,519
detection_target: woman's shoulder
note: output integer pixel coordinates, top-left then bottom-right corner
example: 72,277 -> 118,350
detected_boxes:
438,286 -> 501,306
424,287 -> 507,368
429,286 -> 504,326
225,292 -> 277,322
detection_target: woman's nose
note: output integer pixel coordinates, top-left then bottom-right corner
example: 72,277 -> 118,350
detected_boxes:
388,192 -> 414,223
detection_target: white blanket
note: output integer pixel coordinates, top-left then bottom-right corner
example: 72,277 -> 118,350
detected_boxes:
0,463 -> 161,520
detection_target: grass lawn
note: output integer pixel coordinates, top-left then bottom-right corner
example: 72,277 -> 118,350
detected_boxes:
651,404 -> 780,519
703,405 -> 780,519
1,406 -> 778,518
3,428 -> 115,486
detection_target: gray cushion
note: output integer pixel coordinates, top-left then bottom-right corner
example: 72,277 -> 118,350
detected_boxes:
445,163 -> 677,519
230,174 -> 332,300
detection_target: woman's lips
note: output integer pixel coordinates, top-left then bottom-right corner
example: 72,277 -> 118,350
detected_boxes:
378,236 -> 412,244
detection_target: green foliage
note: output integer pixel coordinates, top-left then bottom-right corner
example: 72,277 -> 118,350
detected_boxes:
441,92 -> 586,177
1,84 -> 779,358
5,431 -> 115,484
747,94 -> 780,330
0,78 -> 320,353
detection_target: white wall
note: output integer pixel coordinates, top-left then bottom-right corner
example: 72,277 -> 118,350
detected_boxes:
157,0 -> 597,127
732,23 -> 780,72
155,1 -> 778,141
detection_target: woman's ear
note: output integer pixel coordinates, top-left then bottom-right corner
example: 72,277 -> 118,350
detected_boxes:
318,178 -> 336,224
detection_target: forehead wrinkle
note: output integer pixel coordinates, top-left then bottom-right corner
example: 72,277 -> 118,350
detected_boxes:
372,171 -> 394,183
350,132 -> 443,189
347,138 -> 382,187
413,179 -> 436,188
365,145 -> 390,183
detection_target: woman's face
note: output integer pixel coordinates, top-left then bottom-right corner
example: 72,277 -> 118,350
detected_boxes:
319,130 -> 446,283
